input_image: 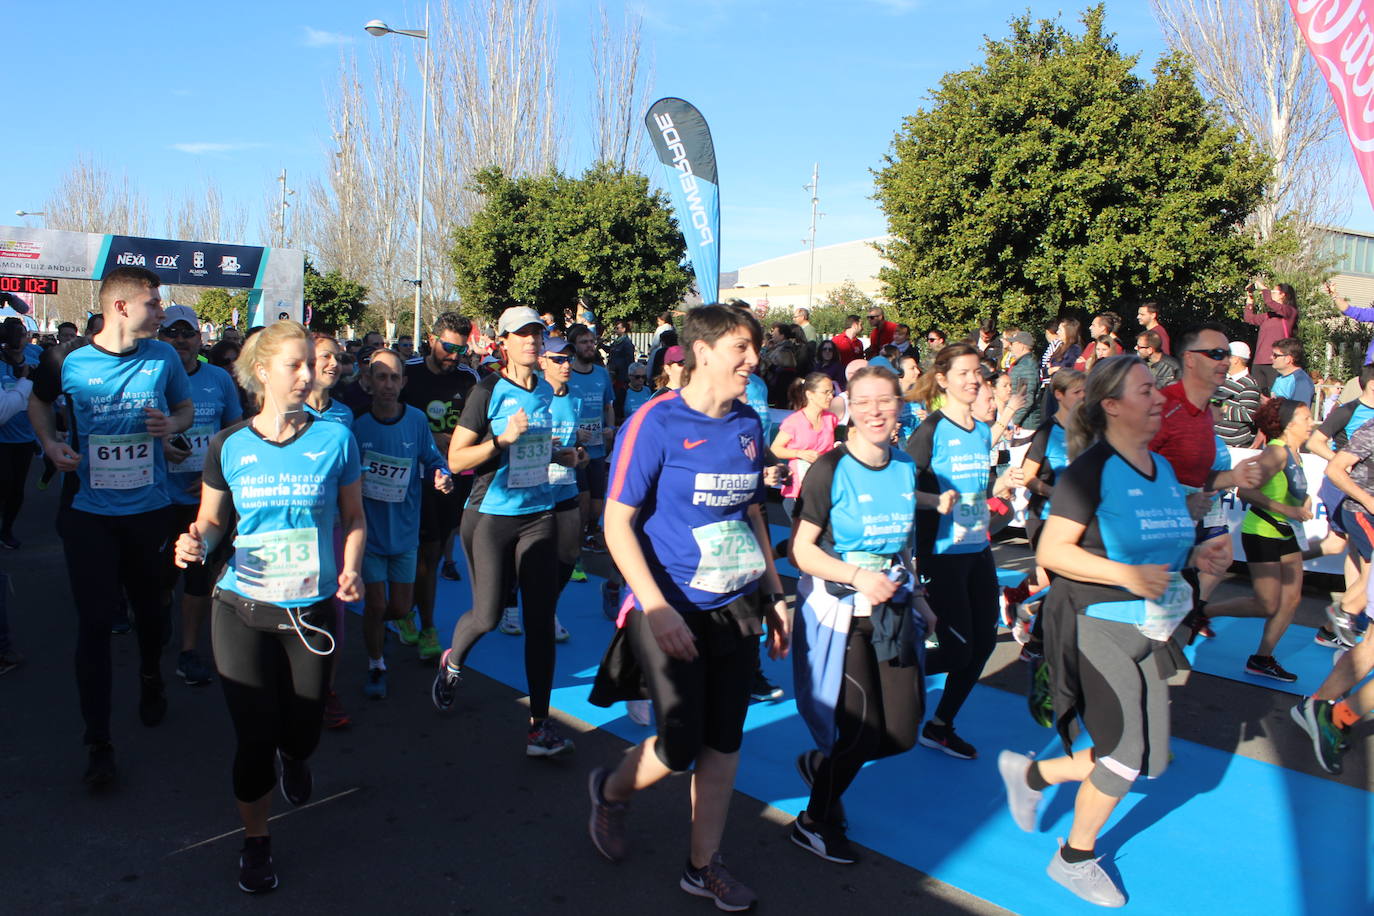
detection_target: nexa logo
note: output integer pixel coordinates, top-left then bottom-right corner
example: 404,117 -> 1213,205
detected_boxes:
652,113 -> 715,249
116,252 -> 146,266
155,255 -> 179,269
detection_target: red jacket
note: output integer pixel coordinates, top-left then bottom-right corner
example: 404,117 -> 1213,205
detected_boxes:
832,332 -> 863,365
864,320 -> 898,358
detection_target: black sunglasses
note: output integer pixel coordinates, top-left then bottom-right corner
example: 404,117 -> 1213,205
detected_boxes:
544,354 -> 572,365
160,327 -> 198,340
1188,347 -> 1228,362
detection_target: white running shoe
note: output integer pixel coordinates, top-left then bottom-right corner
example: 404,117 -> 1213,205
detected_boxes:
1046,841 -> 1125,907
554,616 -> 570,643
499,606 -> 523,636
997,750 -> 1042,832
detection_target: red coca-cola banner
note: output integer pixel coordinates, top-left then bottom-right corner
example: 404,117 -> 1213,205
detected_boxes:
1290,0 -> 1374,206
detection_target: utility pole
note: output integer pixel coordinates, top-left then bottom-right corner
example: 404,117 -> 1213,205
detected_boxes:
804,163 -> 820,311
277,169 -> 295,248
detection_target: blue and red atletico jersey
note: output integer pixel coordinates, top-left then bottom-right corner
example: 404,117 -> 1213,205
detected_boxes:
608,391 -> 768,611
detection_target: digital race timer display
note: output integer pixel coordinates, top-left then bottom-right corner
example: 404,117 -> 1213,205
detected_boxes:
0,275 -> 58,295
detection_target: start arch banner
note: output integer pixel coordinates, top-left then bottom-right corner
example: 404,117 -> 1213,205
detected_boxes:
0,226 -> 304,326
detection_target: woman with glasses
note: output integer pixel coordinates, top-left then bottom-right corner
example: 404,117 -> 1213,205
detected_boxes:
998,355 -> 1228,907
814,340 -> 846,388
618,361 -> 653,420
905,343 -> 998,759
788,366 -> 936,864
772,372 -> 839,516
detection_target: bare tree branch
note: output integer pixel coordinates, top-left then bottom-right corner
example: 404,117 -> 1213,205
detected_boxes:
590,3 -> 653,171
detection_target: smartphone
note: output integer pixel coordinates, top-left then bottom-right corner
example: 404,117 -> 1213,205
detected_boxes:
169,433 -> 192,452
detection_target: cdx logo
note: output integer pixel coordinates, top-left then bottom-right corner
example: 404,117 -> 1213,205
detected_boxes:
154,255 -> 179,269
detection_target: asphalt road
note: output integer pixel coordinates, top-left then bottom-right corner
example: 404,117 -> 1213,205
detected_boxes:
0,466 -> 1366,914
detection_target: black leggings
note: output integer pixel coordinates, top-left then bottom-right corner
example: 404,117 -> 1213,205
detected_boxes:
626,598 -> 756,772
60,506 -> 171,746
212,595 -> 334,802
0,441 -> 34,535
807,616 -> 921,823
923,548 -> 999,726
451,510 -> 559,718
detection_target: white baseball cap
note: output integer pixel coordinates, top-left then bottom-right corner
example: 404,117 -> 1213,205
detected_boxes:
161,304 -> 200,330
1229,341 -> 1251,361
498,306 -> 543,336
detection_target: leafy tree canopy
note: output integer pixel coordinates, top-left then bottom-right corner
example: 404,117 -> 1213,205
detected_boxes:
304,258 -> 369,333
874,5 -> 1269,338
450,163 -> 692,328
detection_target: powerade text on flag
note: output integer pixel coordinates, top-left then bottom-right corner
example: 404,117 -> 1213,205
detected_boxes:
645,98 -> 720,305
1290,0 -> 1374,207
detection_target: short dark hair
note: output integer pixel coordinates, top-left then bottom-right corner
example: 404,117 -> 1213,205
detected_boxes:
896,323 -> 910,334
1094,311 -> 1121,335
1137,331 -> 1162,350
1177,321 -> 1228,355
57,321 -> 78,333
99,266 -> 161,307
926,327 -> 947,341
1140,300 -> 1160,318
980,317 -> 998,336
568,324 -> 594,344
432,311 -> 472,338
682,304 -> 762,377
845,314 -> 861,329
1272,336 -> 1303,364
1360,363 -> 1374,388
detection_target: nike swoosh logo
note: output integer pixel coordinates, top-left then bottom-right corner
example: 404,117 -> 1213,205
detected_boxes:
683,438 -> 707,449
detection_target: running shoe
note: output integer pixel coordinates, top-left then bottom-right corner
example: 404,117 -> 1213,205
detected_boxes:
1326,605 -> 1361,648
440,559 -> 462,581
83,742 -> 116,788
176,650 -> 214,686
277,749 -> 312,806
680,853 -> 757,912
237,836 -> 278,894
1046,843 -> 1125,908
322,690 -> 351,729
139,674 -> 167,727
570,560 -> 588,583
1314,626 -> 1354,650
0,531 -> 20,550
794,750 -> 845,826
417,627 -> 442,661
364,667 -> 388,700
499,606 -> 523,635
1028,658 -> 1054,728
997,750 -> 1042,832
1290,696 -> 1348,775
394,612 -> 420,646
601,581 -> 621,621
0,648 -> 25,677
110,615 -> 131,636
919,721 -> 977,759
526,718 -> 575,757
431,649 -> 462,712
587,767 -> 628,862
626,699 -> 652,726
790,813 -> 859,864
583,532 -> 607,554
554,617 -> 571,643
750,672 -> 784,703
1245,654 -> 1298,683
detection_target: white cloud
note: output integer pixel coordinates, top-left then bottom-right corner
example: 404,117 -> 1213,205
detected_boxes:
171,142 -> 266,155
304,26 -> 354,47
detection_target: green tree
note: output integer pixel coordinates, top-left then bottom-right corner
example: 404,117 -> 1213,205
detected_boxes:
874,5 -> 1269,339
303,259 -> 368,334
450,164 -> 692,327
193,287 -> 252,332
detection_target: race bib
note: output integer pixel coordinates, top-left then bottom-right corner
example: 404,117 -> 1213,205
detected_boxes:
89,433 -> 154,490
507,432 -> 551,488
951,493 -> 989,546
180,425 -> 215,474
548,448 -> 576,486
842,550 -> 888,571
1141,571 -> 1193,642
579,418 -> 604,444
234,527 -> 321,604
361,451 -> 413,503
689,520 -> 767,594
1202,494 -> 1227,529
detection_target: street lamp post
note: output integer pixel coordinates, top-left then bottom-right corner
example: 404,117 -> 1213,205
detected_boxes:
365,7 -> 430,347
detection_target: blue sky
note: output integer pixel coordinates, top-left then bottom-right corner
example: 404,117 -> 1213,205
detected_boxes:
6,0 -> 1370,271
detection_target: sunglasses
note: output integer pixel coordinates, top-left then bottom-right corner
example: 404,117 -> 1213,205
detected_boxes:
867,314 -> 881,321
544,354 -> 572,365
439,341 -> 469,355
160,327 -> 199,340
629,374 -> 646,380
926,335 -> 941,342
1188,347 -> 1229,361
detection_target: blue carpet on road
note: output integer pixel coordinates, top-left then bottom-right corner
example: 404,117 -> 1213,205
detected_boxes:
366,559 -> 1369,915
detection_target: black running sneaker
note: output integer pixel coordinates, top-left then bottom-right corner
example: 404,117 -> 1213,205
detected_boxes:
681,853 -> 757,911
918,721 -> 977,759
750,672 -> 784,703
1314,626 -> 1354,650
238,836 -> 278,894
1245,654 -> 1298,683
587,767 -> 629,862
139,674 -> 167,726
790,813 -> 859,864
83,743 -> 116,788
277,749 -> 312,806
440,560 -> 462,581
431,649 -> 462,712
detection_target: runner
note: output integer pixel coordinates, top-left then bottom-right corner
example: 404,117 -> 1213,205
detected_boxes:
399,313 -> 479,661
586,304 -> 789,911
540,335 -> 587,638
158,305 -> 242,687
788,365 -> 937,864
771,372 -> 840,516
1292,630 -> 1372,775
353,349 -> 453,699
173,320 -> 364,893
304,333 -> 356,427
618,361 -> 653,421
905,342 -> 998,759
28,266 -> 194,787
1235,398 -> 1313,682
998,355 -> 1229,907
1019,368 -> 1087,591
430,306 -> 575,758
567,323 -> 616,554
0,317 -> 40,549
